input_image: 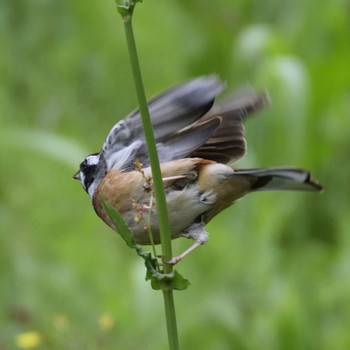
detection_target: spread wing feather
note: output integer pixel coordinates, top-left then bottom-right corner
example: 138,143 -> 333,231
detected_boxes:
101,75 -> 267,171
191,88 -> 269,164
101,75 -> 224,170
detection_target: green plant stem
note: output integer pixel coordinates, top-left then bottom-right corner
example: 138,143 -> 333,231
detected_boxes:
146,193 -> 158,268
163,290 -> 180,350
121,13 -> 179,350
122,17 -> 173,271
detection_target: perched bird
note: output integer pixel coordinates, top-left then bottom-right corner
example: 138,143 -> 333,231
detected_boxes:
73,75 -> 322,264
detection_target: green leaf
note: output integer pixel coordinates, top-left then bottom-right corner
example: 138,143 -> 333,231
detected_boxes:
141,250 -> 190,290
102,197 -> 190,291
102,198 -> 135,249
116,0 -> 143,17
146,268 -> 191,291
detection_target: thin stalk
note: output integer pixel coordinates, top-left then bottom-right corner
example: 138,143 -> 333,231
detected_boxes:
122,14 -> 179,350
123,17 -> 173,271
146,193 -> 158,267
163,290 -> 180,350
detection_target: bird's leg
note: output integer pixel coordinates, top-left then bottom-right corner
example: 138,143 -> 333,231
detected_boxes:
164,221 -> 209,265
164,241 -> 203,265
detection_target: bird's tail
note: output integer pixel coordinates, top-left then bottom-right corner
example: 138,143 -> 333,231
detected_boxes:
234,167 -> 323,192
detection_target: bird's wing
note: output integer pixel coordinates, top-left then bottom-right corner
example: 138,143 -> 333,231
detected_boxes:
191,88 -> 269,164
101,75 -> 224,171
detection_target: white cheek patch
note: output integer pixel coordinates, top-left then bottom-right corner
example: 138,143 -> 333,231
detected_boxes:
80,171 -> 97,199
79,171 -> 85,186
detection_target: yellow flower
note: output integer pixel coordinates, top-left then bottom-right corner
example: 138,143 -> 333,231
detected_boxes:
98,313 -> 115,331
15,331 -> 41,349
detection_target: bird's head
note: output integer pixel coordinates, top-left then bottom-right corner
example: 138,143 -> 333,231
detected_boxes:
73,153 -> 103,198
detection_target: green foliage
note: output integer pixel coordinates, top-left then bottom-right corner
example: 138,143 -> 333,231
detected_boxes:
1,0 -> 350,349
102,198 -> 135,249
146,268 -> 190,292
102,199 -> 190,291
116,0 -> 143,18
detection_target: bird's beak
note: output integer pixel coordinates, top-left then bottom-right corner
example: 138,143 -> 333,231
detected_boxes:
73,170 -> 81,180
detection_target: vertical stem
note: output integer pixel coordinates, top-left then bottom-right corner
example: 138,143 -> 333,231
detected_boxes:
122,15 -> 179,350
163,290 -> 180,350
123,17 -> 173,270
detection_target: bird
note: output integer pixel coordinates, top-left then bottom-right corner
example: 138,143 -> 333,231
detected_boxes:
73,75 -> 322,264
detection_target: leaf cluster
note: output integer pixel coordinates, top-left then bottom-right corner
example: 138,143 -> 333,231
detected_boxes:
102,198 -> 190,291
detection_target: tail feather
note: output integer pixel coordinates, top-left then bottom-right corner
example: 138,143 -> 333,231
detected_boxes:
234,167 -> 323,192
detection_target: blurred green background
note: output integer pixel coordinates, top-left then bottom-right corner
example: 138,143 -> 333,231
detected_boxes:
1,0 -> 350,349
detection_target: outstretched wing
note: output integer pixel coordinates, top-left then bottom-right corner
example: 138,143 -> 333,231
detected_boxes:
191,88 -> 269,164
101,75 -> 224,171
100,76 -> 268,172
